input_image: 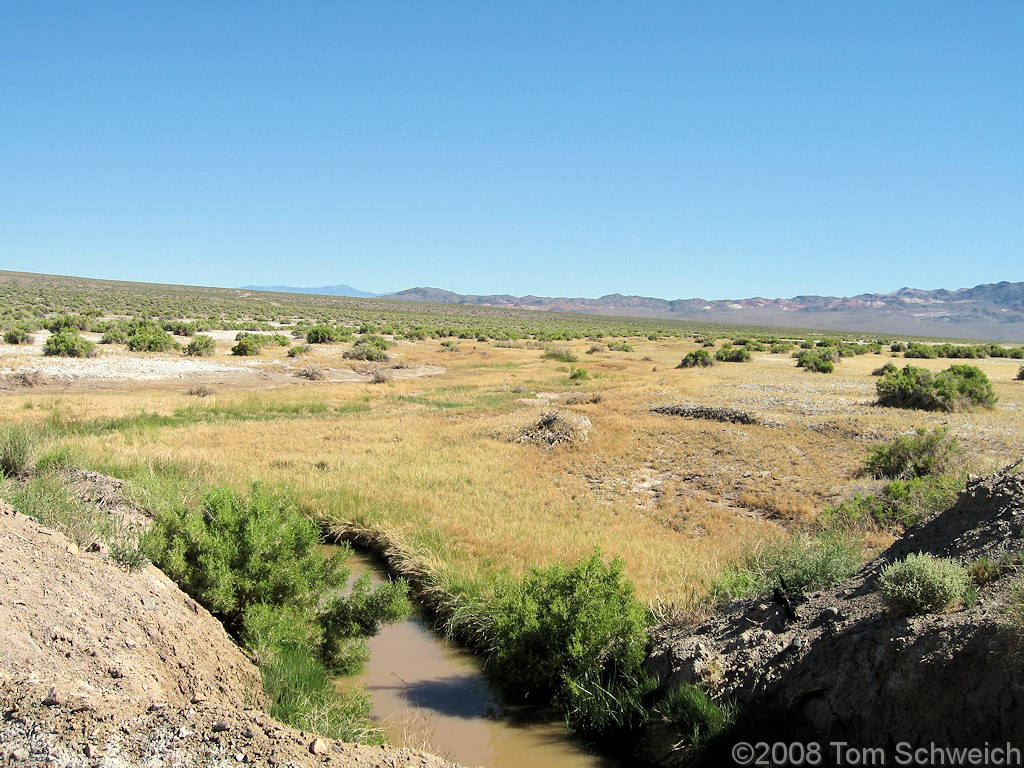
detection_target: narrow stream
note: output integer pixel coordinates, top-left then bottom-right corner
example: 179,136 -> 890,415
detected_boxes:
334,548 -> 618,768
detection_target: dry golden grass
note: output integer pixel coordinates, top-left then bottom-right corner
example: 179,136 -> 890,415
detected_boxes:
7,337 -> 1024,609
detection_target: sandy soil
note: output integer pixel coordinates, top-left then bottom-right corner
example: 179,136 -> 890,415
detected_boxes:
0,338 -> 444,393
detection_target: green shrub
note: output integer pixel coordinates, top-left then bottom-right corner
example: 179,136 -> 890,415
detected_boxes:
712,532 -> 862,603
145,484 -> 409,668
714,347 -> 750,363
878,553 -> 969,614
608,341 -> 634,352
4,327 -> 32,345
678,350 -> 714,368
544,345 -> 578,363
100,328 -> 129,344
127,326 -> 180,352
484,550 -> 649,737
872,362 -> 898,377
145,484 -> 341,627
1018,365 -> 1024,381
769,341 -> 795,354
43,329 -> 94,357
876,364 -> 996,411
863,427 -> 960,480
184,334 -> 216,356
231,335 -> 262,356
286,344 -> 309,357
344,334 -> 391,362
568,366 -> 589,381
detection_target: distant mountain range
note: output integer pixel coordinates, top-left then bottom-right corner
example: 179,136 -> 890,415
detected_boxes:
240,283 -> 379,298
244,281 -> 1024,341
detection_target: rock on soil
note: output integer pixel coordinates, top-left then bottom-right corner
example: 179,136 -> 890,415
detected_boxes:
0,494 -> 460,767
643,464 -> 1024,766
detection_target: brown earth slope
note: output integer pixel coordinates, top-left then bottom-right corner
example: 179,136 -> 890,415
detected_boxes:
643,464 -> 1024,766
0,498 -> 459,768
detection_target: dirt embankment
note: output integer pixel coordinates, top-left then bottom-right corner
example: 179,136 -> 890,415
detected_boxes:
642,465 -> 1024,766
0,490 -> 460,767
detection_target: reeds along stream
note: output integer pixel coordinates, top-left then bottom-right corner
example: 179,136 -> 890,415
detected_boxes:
334,548 -> 618,768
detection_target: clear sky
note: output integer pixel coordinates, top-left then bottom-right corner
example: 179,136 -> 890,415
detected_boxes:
1,2 -> 1021,300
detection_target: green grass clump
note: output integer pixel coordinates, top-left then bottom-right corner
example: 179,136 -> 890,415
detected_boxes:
824,475 -> 963,531
543,345 -> 578,363
652,683 -> 736,750
712,532 -> 862,604
877,553 -> 969,614
4,467 -> 148,569
261,643 -> 382,743
0,425 -> 38,478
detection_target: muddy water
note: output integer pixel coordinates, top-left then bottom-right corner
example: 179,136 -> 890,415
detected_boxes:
336,549 -> 617,768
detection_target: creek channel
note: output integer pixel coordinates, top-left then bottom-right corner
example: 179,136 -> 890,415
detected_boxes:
333,547 -> 619,768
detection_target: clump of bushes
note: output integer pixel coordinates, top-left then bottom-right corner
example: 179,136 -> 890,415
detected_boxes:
678,350 -> 714,368
343,334 -> 391,362
872,362 -> 898,377
714,347 -> 751,363
184,334 -> 216,356
770,341 -> 795,354
863,427 -> 960,480
43,329 -> 95,357
877,553 -> 969,614
484,550 -> 650,737
286,344 -> 309,357
231,335 -> 263,356
4,327 -> 33,345
127,326 -> 180,352
712,532 -> 862,604
795,349 -> 836,373
823,428 -> 964,531
145,483 -> 410,737
876,364 -> 997,411
100,328 -> 130,344
305,325 -> 342,344
607,341 -> 633,352
1017,365 -> 1024,381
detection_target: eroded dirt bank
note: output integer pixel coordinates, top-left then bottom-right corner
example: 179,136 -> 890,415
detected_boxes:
0,499 -> 460,768
642,466 -> 1024,765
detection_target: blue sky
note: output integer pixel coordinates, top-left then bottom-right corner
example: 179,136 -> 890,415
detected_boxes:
1,2 -> 1021,300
